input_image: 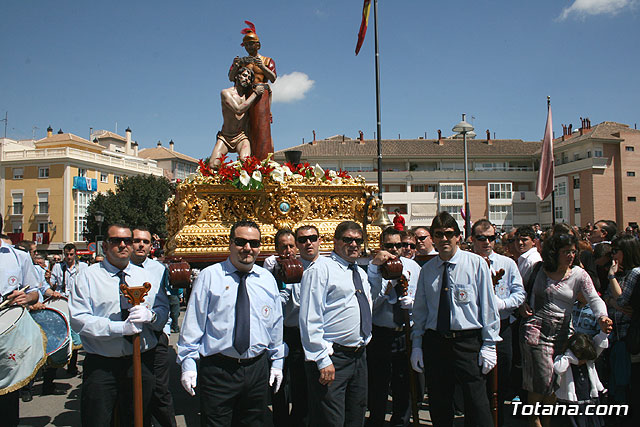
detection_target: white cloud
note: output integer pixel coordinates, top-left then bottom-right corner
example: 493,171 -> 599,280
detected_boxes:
271,72 -> 315,103
559,0 -> 635,20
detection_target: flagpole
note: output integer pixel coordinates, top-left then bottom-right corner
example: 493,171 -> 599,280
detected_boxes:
548,96 -> 556,226
373,0 -> 383,201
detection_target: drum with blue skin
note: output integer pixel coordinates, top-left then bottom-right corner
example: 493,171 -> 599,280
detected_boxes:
30,307 -> 72,367
46,297 -> 82,350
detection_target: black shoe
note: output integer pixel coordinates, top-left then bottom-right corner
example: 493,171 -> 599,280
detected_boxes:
66,366 -> 78,376
20,390 -> 33,402
42,385 -> 65,396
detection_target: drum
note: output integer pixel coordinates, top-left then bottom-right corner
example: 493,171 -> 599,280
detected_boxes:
0,306 -> 47,395
30,305 -> 72,368
46,296 -> 82,350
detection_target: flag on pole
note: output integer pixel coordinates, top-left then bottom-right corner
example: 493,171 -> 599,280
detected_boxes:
536,102 -> 554,200
355,0 -> 372,55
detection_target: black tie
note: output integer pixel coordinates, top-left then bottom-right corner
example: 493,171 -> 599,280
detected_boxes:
116,270 -> 133,343
233,271 -> 250,355
436,262 -> 451,334
350,264 -> 372,338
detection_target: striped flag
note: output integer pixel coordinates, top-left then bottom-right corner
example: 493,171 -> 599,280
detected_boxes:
536,102 -> 554,200
355,0 -> 372,55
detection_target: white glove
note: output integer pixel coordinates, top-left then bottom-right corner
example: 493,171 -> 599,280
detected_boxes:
479,344 -> 497,375
410,347 -> 424,373
128,305 -> 154,323
399,295 -> 413,310
269,368 -> 284,393
122,318 -> 142,336
181,371 -> 197,396
495,297 -> 506,311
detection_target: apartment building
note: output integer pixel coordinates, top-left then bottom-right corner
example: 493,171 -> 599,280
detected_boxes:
138,139 -> 198,182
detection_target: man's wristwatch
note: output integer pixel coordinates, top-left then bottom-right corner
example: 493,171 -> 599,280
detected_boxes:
608,274 -> 616,280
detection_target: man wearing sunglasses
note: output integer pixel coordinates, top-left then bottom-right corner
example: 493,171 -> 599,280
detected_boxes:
471,219 -> 524,426
400,230 -> 418,260
299,220 -> 372,426
129,227 -> 177,427
177,220 -> 284,426
414,227 -> 437,262
410,211 -> 500,427
69,223 -> 169,426
367,227 -> 422,426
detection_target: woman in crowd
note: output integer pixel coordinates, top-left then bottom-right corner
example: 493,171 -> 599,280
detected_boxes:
520,232 -> 612,427
603,234 -> 640,407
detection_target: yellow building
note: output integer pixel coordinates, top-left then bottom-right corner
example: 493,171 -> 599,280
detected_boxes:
1,127 -> 163,252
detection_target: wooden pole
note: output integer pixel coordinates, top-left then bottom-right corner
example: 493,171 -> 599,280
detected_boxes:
120,282 -> 151,427
398,276 -> 421,426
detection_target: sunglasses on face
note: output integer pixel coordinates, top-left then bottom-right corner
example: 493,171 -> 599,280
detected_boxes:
402,242 -> 417,249
433,230 -> 458,239
383,242 -> 403,250
233,238 -> 261,248
107,237 -> 133,246
341,236 -> 364,246
474,235 -> 496,242
133,238 -> 151,244
296,234 -> 319,244
416,235 -> 430,241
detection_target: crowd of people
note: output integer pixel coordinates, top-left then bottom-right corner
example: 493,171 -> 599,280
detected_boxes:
1,215 -> 639,427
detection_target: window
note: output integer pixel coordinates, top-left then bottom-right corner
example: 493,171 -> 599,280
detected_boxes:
114,175 -> 121,185
628,172 -> 636,177
475,162 -> 507,171
440,205 -> 463,221
541,202 -> 551,213
555,206 -> 564,219
574,199 -> 581,213
573,153 -> 580,161
78,168 -> 87,177
628,197 -> 637,202
384,184 -> 405,193
13,168 -> 23,179
587,151 -> 592,158
12,222 -> 22,233
626,146 -> 635,152
595,150 -> 603,157
489,205 -> 512,222
344,162 -> 373,172
440,184 -> 464,200
38,222 -> 49,233
573,176 -> 581,189
412,184 -> 437,192
441,162 -> 465,171
38,167 -> 50,178
488,183 -> 512,200
12,194 -> 23,215
555,182 -> 567,196
100,172 -> 108,183
74,191 -> 94,241
37,192 -> 49,214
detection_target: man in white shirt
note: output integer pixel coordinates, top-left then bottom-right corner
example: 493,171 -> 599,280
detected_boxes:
515,226 -> 542,284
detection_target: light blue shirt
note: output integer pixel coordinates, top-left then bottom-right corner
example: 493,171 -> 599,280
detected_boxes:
139,257 -> 171,335
368,256 -> 421,328
282,258 -> 316,328
299,253 -> 373,370
69,258 -> 169,357
176,258 -> 284,373
487,251 -> 525,321
411,248 -> 501,348
50,261 -> 88,297
0,242 -> 41,299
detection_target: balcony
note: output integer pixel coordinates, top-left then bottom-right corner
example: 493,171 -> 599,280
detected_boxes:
555,157 -> 609,175
7,233 -> 24,245
33,232 -> 50,245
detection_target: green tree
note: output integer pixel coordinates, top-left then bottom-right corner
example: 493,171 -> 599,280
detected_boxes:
84,174 -> 174,241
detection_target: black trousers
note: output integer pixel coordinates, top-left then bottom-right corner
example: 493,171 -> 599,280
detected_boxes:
147,333 -> 177,427
284,326 -> 309,426
0,391 -> 19,427
81,350 -> 156,427
306,347 -> 368,427
423,330 -> 493,427
367,325 -> 411,427
486,320 -> 513,427
199,352 -> 269,427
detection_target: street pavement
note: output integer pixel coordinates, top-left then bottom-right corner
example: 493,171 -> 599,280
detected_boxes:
19,307 -> 527,426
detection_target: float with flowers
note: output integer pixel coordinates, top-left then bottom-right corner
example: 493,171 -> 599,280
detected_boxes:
165,154 -> 382,261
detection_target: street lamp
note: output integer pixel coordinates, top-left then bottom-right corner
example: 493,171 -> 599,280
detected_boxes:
452,114 -> 474,239
94,211 -> 104,254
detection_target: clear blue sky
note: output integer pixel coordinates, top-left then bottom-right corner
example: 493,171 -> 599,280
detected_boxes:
2,1 -> 639,160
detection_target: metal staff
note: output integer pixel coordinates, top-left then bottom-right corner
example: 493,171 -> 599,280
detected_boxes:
120,281 -> 151,427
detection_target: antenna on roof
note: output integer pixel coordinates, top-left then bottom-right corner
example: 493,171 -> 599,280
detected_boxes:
1,112 -> 7,138
115,122 -> 118,135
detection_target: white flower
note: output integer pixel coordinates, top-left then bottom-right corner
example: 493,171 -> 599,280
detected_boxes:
328,170 -> 337,179
292,173 -> 304,181
283,167 -> 293,176
252,170 -> 262,182
270,168 -> 285,183
314,164 -> 324,179
239,170 -> 251,186
332,177 -> 343,185
268,161 -> 280,168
